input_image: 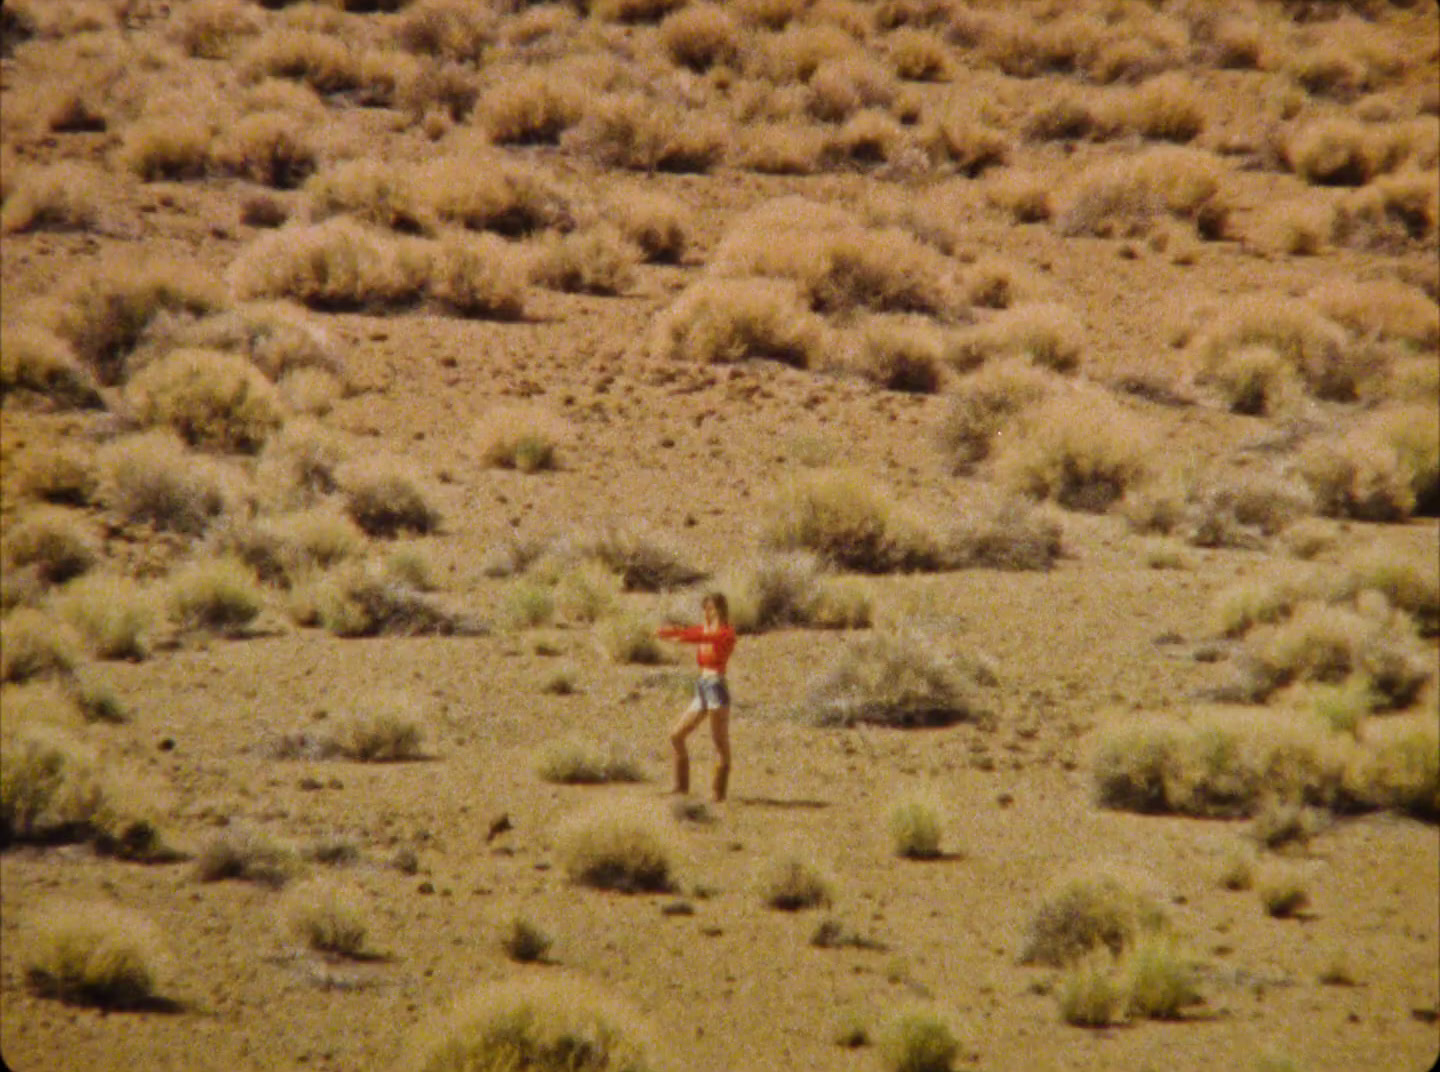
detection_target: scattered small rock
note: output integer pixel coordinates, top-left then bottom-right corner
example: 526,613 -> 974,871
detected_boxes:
486,813 -> 512,843
417,881 -> 435,895
661,901 -> 695,917
995,793 -> 1014,808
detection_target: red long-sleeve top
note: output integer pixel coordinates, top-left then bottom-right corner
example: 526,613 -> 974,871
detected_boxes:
657,624 -> 737,674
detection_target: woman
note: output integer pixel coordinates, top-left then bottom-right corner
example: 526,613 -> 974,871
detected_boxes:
657,593 -> 737,803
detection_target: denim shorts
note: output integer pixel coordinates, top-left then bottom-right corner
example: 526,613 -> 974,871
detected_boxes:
694,676 -> 731,711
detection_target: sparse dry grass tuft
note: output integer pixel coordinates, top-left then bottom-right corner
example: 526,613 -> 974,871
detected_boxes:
652,278 -> 829,368
51,574 -> 159,662
801,629 -> 990,728
127,348 -> 285,454
3,507 -> 98,587
762,470 -> 944,573
845,316 -> 945,393
210,111 -> 317,189
0,323 -> 103,410
759,854 -> 833,911
721,551 -> 872,633
1021,869 -> 1167,967
596,612 -> 665,666
996,393 -> 1151,513
888,795 -> 944,859
558,804 -> 676,893
195,829 -> 301,888
1057,148 -> 1227,240
284,880 -> 369,957
341,462 -> 441,538
660,3 -> 742,72
536,737 -> 644,785
119,114 -> 213,182
167,557 -> 265,635
1192,295 -> 1361,403
1,163 -> 103,234
878,1006 -> 960,1071
403,977 -> 662,1072
606,190 -> 692,264
25,902 -> 164,1009
530,224 -> 640,296
335,700 -> 426,762
1298,432 -> 1417,522
0,610 -> 79,684
937,359 -> 1056,471
562,93 -> 730,174
230,220 -> 429,312
52,260 -> 227,387
476,405 -> 565,473
97,432 -> 230,535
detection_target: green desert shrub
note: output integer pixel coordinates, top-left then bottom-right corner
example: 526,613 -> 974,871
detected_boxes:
25,902 -> 165,1009
341,463 -> 441,538
127,348 -> 285,454
1057,955 -> 1126,1027
0,323 -> 103,409
2,507 -> 99,586
51,574 -> 159,661
1123,933 -> 1201,1019
759,854 -> 833,911
404,977 -> 662,1072
97,431 -> 230,535
761,470 -> 944,573
651,278 -> 829,368
558,804 -> 676,893
167,557 -> 265,634
284,881 -> 369,956
800,630 -> 991,728
195,829 -> 301,888
1020,870 -> 1167,967
536,737 -> 643,785
888,796 -> 943,859
878,1007 -> 960,1072
502,580 -> 555,629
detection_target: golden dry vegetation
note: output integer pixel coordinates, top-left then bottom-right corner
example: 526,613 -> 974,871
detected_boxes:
1,2 -> 1437,1071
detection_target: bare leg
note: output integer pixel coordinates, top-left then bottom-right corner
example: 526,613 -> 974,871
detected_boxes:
669,704 -> 707,795
709,706 -> 731,803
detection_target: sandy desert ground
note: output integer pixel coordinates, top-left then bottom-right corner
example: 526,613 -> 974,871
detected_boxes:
1,2 -> 1437,1071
